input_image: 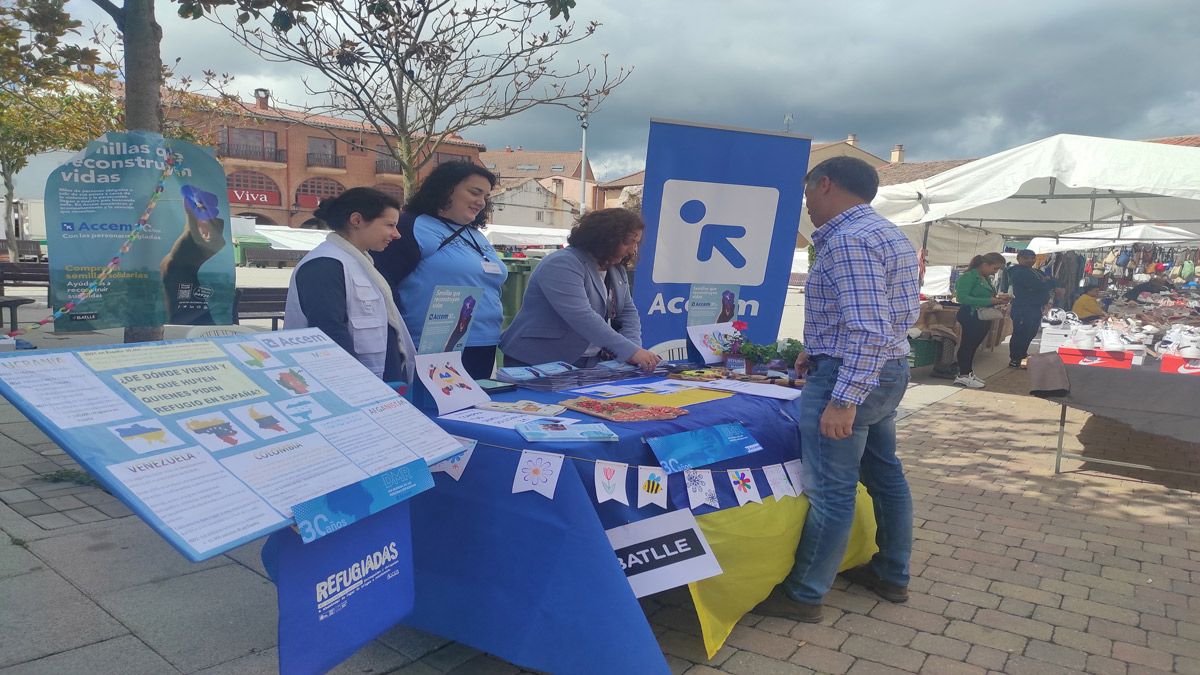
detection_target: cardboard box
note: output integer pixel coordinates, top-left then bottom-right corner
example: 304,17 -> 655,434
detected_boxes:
1057,347 -> 1133,369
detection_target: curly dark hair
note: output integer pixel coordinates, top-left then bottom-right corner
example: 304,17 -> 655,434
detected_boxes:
404,161 -> 497,228
567,208 -> 645,267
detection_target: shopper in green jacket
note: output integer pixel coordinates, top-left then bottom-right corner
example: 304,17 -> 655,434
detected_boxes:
954,252 -> 1009,388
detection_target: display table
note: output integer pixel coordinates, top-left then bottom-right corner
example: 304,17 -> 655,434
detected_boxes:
1029,353 -> 1200,477
403,377 -> 878,671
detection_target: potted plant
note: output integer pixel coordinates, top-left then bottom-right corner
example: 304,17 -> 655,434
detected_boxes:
738,341 -> 779,375
778,338 -> 805,368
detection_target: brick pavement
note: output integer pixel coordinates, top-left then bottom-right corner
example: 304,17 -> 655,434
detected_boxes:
1,365 -> 1198,673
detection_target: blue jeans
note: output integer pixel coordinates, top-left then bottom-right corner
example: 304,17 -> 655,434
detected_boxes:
783,356 -> 913,604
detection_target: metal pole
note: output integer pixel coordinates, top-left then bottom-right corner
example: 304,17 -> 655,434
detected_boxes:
1054,404 -> 1067,474
578,99 -> 590,216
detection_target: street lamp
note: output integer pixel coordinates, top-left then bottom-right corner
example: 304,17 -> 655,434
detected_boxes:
578,98 -> 590,216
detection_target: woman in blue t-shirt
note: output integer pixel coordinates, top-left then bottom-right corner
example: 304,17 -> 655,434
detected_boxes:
372,162 -> 507,379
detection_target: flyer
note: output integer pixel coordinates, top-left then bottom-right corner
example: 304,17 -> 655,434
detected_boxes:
645,422 -> 763,474
0,330 -> 439,562
413,351 -> 489,415
686,322 -> 735,365
687,284 -> 739,326
44,131 -> 235,330
418,285 -> 484,354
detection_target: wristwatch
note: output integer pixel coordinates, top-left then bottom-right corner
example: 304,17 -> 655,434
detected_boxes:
830,398 -> 855,409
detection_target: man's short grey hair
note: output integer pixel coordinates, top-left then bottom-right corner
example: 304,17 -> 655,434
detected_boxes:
805,156 -> 880,203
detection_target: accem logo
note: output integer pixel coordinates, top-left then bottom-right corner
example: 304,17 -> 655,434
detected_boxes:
61,222 -> 135,232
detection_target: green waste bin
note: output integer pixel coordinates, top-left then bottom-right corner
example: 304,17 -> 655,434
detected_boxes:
233,234 -> 272,267
499,258 -> 535,330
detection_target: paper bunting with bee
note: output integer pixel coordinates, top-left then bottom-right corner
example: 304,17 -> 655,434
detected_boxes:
637,465 -> 668,509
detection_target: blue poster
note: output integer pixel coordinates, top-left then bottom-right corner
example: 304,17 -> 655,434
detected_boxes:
44,131 -> 235,330
265,503 -> 415,675
417,285 -> 483,354
0,329 -> 448,561
633,119 -> 811,355
687,284 -> 740,326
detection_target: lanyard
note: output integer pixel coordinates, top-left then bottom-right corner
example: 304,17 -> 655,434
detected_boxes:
435,217 -> 487,260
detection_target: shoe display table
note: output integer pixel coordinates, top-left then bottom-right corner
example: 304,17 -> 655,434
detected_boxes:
1029,352 -> 1200,477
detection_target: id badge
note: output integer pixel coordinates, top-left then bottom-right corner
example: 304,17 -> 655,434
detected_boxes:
481,260 -> 502,275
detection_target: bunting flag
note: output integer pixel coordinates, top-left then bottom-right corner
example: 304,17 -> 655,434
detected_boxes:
511,450 -> 565,499
783,459 -> 805,495
684,469 -> 719,510
594,460 -> 629,505
726,468 -> 762,506
761,463 -> 796,499
637,465 -> 668,509
430,446 -> 474,481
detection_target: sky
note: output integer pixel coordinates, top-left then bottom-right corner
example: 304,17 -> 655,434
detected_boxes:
15,0 -> 1200,194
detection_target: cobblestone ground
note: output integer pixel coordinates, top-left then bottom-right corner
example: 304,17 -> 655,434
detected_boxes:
1,366 -> 1197,674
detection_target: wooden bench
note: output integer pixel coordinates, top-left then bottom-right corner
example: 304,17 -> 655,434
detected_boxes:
234,287 -> 288,330
0,263 -> 46,332
243,247 -> 306,268
12,240 -> 46,262
0,262 -> 49,295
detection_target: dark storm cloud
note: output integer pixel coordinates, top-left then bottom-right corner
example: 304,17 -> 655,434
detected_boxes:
63,0 -> 1200,181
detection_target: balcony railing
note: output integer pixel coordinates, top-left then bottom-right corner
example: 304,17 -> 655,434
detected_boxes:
375,158 -> 404,174
217,144 -> 286,163
307,153 -> 346,169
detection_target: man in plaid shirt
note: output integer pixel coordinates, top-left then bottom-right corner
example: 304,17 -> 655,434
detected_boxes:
757,156 -> 920,623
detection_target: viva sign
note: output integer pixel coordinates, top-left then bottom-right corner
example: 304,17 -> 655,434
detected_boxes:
228,188 -> 281,206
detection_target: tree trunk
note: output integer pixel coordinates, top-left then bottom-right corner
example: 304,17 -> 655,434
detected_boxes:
398,135 -> 417,197
121,0 -> 165,343
2,168 -> 17,262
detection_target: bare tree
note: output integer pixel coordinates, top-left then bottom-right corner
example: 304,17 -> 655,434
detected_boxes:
219,0 -> 631,193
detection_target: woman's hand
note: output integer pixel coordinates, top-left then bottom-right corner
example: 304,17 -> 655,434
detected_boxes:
991,295 -> 1010,305
627,348 -> 662,373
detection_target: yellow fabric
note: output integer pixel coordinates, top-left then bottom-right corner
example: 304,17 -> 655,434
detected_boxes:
689,484 -> 879,659
1072,293 -> 1103,319
614,389 -> 734,407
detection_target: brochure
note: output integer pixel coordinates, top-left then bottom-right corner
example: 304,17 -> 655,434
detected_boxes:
687,284 -> 739,326
515,421 -> 619,442
645,422 -> 763,474
417,285 -> 483,354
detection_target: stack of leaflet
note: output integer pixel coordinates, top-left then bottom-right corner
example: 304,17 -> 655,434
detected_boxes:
496,360 -> 662,391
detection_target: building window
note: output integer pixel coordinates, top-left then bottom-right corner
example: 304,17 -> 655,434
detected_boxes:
219,127 -> 280,161
516,164 -> 540,171
434,152 -> 471,166
295,177 -> 345,209
227,170 -> 278,192
535,211 -> 544,222
373,183 -> 405,203
308,137 -> 336,155
550,165 -> 564,172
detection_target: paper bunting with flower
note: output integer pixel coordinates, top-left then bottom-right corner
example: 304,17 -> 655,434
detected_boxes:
762,464 -> 797,499
726,468 -> 762,506
594,460 -> 629,505
512,449 -> 565,498
684,469 -> 719,510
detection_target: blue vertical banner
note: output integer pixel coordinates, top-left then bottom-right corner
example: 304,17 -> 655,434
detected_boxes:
45,131 -> 234,330
633,119 -> 811,356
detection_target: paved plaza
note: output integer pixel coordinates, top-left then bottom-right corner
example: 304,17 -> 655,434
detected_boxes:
0,291 -> 1197,674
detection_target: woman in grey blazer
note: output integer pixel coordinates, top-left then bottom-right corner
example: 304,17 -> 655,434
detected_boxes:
500,209 -> 661,372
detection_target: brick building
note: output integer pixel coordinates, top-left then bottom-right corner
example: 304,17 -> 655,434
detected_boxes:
209,89 -> 485,228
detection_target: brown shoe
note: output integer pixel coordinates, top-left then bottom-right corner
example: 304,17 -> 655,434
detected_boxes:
752,587 -> 823,623
841,565 -> 909,603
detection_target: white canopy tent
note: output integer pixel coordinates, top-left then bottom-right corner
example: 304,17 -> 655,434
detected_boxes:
255,225 -> 325,251
482,223 -> 570,247
870,134 -> 1200,246
1028,223 -> 1200,254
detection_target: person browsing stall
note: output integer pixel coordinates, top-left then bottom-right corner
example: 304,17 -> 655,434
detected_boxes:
499,208 -> 660,372
284,188 -> 415,382
953,252 -> 1009,389
372,162 -> 506,380
754,157 -> 920,624
1123,275 -> 1171,301
1007,249 -> 1057,368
